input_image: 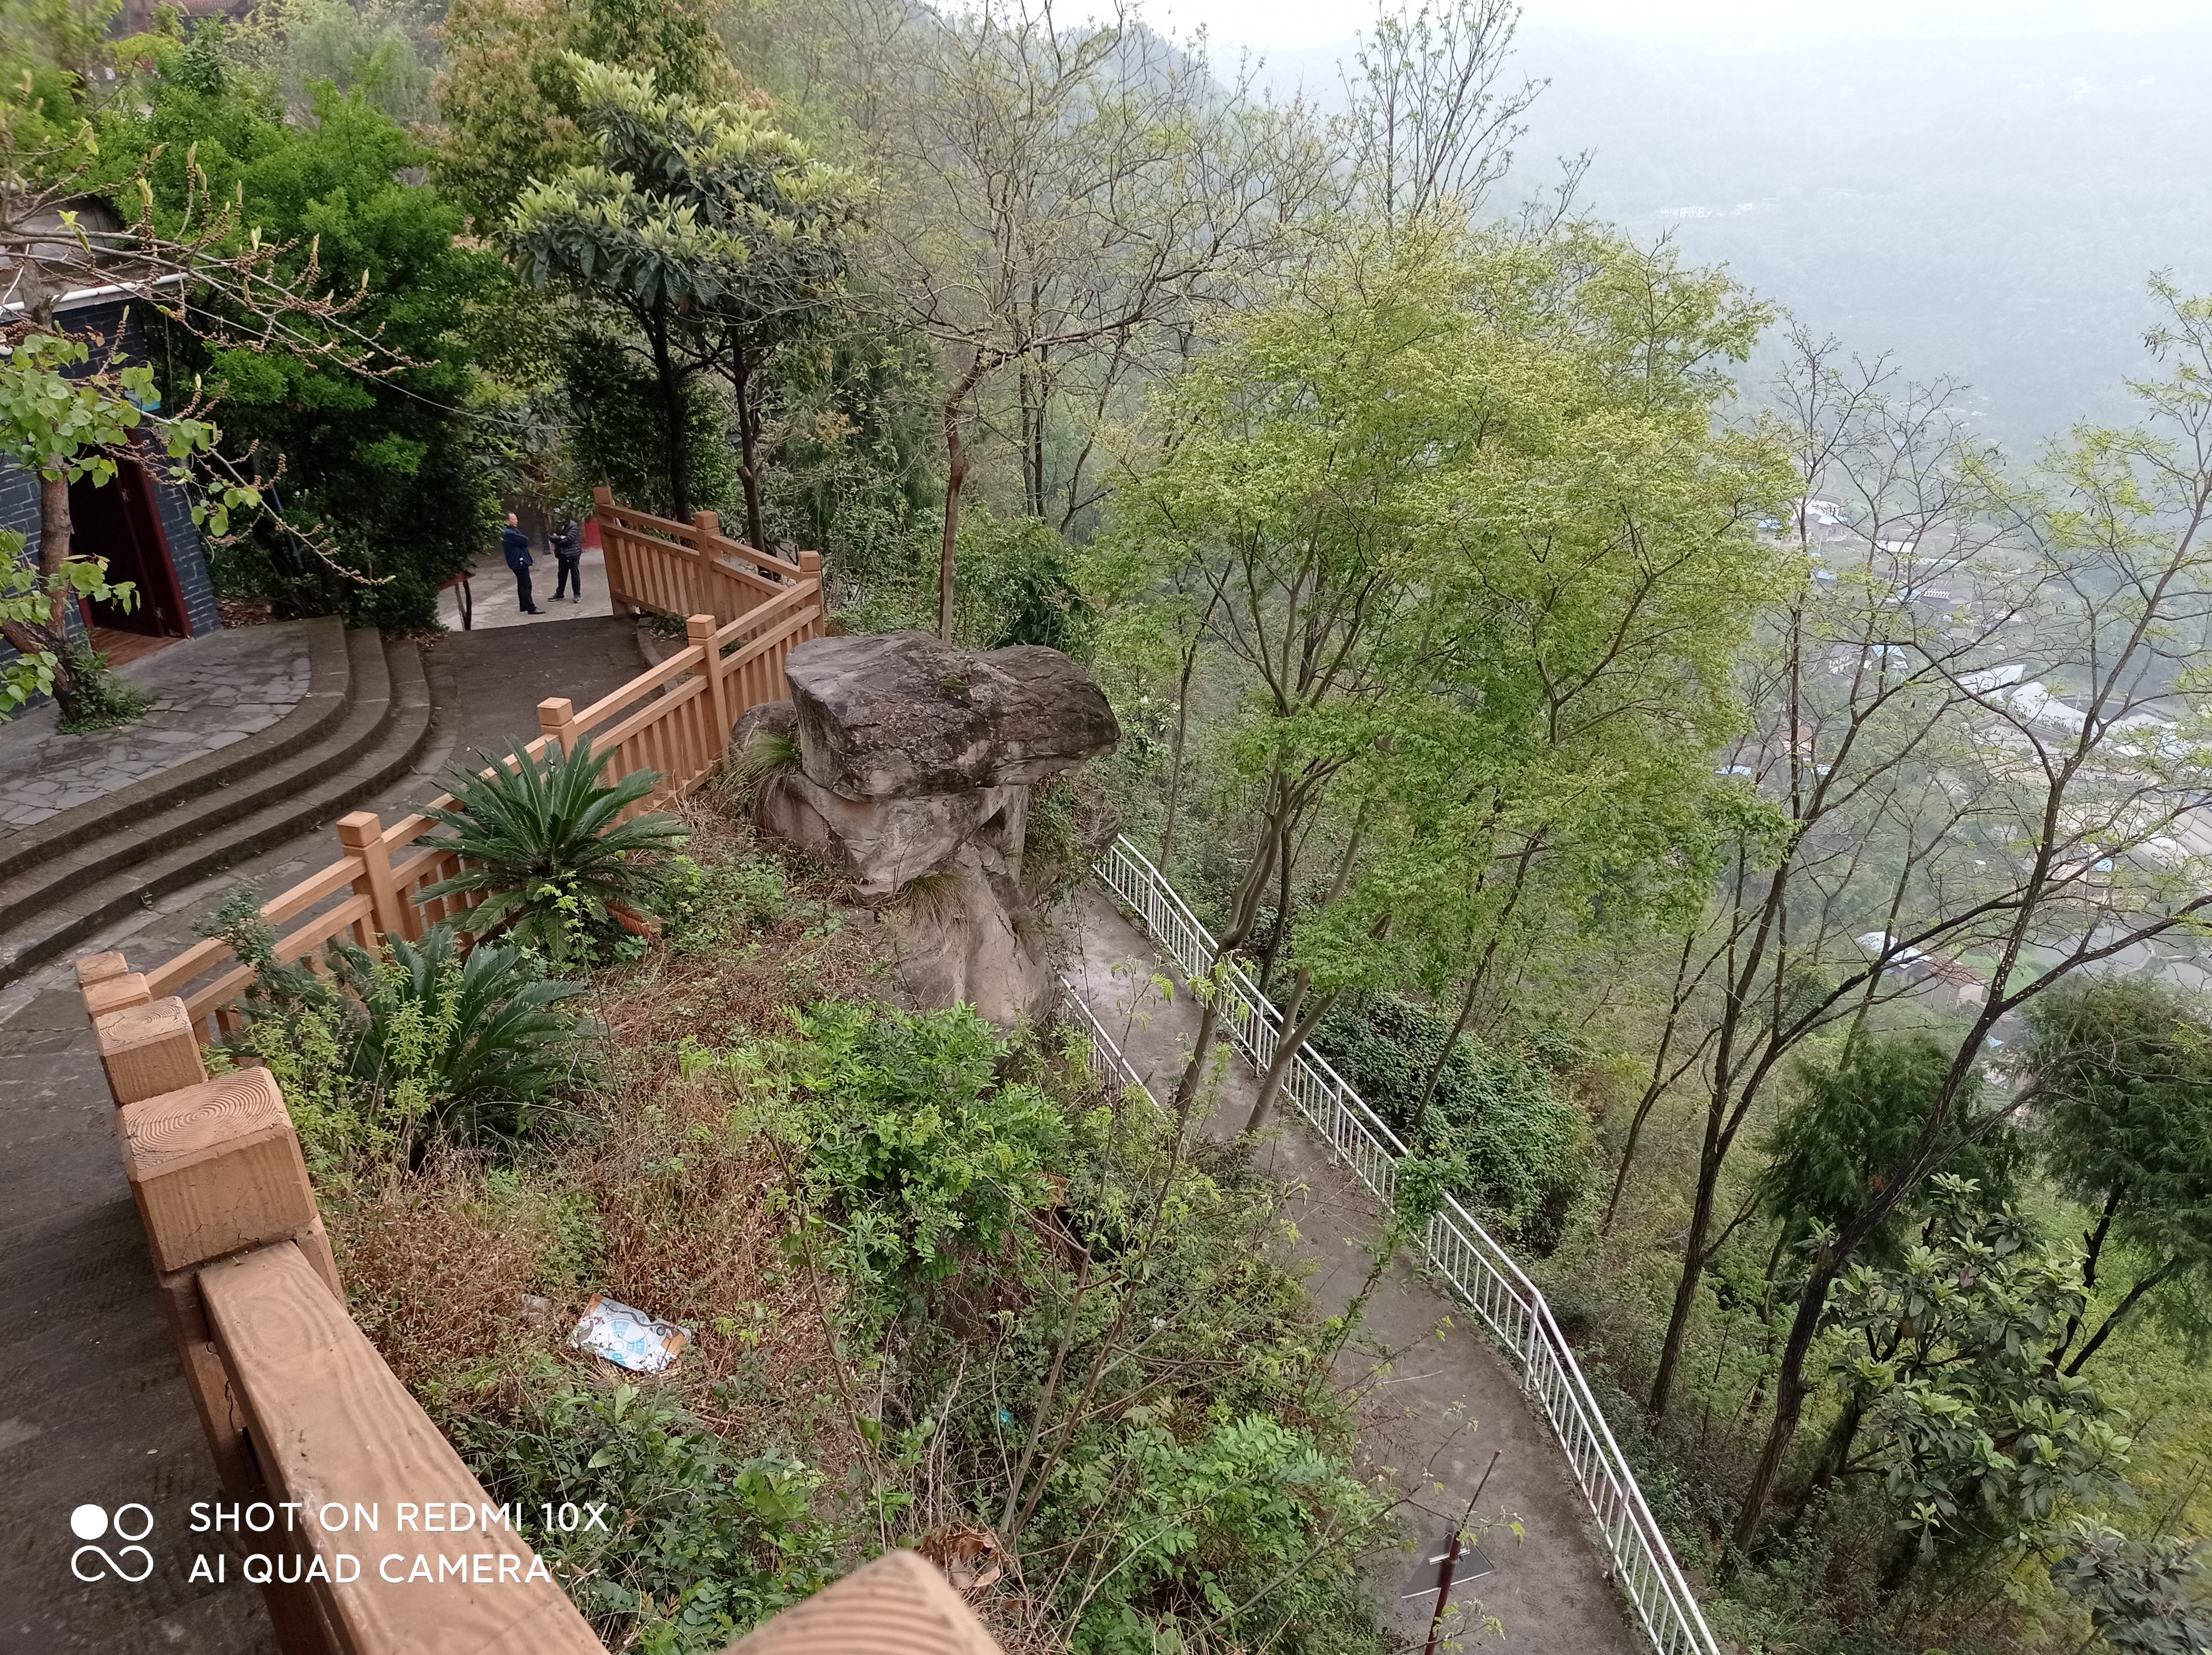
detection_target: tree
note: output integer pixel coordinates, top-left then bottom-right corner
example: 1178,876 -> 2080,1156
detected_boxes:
1757,1031 -> 2020,1271
1729,283 -> 2212,1550
508,56 -> 859,525
432,0 -> 727,229
0,331 -> 192,721
1634,327 -> 2026,1427
2026,977 -> 2212,1376
1811,1180 -> 2133,1588
1333,0 -> 1541,236
2,35 -> 379,712
1109,221 -> 1789,1131
824,0 -> 1328,637
2053,1520 -> 2212,1655
101,40 -> 509,627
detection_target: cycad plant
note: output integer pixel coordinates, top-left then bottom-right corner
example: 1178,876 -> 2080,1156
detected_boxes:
419,737 -> 691,965
334,927 -> 588,1145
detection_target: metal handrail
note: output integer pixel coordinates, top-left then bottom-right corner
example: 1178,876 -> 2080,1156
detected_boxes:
1088,836 -> 1720,1655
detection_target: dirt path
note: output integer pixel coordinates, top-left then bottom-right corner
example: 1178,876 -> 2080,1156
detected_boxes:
1062,886 -> 1645,1655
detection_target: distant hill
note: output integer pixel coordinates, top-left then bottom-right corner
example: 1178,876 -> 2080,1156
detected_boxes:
1249,20 -> 2212,453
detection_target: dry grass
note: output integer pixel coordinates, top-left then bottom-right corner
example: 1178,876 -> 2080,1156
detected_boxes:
327,787 -> 901,1489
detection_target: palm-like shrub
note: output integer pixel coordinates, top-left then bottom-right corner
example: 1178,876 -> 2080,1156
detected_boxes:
419,737 -> 691,964
335,927 -> 588,1144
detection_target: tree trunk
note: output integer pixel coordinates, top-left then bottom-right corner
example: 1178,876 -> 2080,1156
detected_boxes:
729,334 -> 766,552
938,398 -> 967,642
2063,1257 -> 2178,1376
2,468 -> 87,721
648,308 -> 692,521
1170,787 -> 1286,1117
1159,638 -> 1201,870
1408,971 -> 1483,1144
1731,1266 -> 1827,1553
1650,1134 -> 1725,1418
1245,977 -> 1342,1136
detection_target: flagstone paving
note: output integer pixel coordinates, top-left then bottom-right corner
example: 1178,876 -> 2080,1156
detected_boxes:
0,624 -> 314,842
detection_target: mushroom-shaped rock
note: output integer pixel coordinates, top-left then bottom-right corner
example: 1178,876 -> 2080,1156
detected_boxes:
784,632 -> 1119,800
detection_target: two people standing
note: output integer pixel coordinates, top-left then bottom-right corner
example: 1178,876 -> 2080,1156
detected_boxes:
500,509 -> 587,615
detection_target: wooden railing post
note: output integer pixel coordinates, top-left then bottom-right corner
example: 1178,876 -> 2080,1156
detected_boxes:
84,969 -> 153,1021
337,811 -> 413,943
117,1068 -> 346,1655
96,996 -> 207,1105
799,549 -> 825,641
595,483 -> 633,616
538,695 -> 580,757
688,613 -> 731,752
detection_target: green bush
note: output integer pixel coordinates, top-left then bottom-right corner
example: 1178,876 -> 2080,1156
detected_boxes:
54,640 -> 150,732
782,1001 -> 1067,1300
665,852 -> 789,957
961,507 -> 1097,655
456,1378 -> 833,1655
419,737 -> 692,967
200,898 -> 586,1165
1052,1409 -> 1386,1655
1314,992 -> 1590,1247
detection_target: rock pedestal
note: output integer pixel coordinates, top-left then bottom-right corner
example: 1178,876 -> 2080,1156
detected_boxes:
740,632 -> 1118,1027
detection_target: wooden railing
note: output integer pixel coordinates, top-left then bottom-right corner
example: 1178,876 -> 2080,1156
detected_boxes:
77,955 -> 1003,1654
594,485 -> 813,629
141,506 -> 828,1043
72,497 -> 1009,1651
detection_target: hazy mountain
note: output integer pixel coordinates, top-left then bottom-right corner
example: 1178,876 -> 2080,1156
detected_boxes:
1245,17 -> 2212,452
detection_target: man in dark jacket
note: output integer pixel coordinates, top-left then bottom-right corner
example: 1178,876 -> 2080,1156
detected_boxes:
503,512 -> 541,615
549,515 -> 585,603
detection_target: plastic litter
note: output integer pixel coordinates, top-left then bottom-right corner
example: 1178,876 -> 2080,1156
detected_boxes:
570,1294 -> 690,1374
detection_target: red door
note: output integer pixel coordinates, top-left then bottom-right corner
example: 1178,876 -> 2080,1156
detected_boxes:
71,459 -> 190,637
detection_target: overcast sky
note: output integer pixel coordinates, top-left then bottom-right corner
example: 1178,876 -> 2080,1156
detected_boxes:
1145,0 -> 2211,61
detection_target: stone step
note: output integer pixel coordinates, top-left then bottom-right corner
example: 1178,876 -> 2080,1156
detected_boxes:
0,615 -> 352,888
0,636 -> 436,987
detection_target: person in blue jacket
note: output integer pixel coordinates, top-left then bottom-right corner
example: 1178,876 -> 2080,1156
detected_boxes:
503,511 -> 542,615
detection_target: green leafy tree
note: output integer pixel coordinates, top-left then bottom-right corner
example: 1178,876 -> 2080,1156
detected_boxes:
98,43 -> 508,627
2025,977 -> 2212,1375
1759,1031 -> 2022,1269
431,0 -> 727,230
2053,1520 -> 2212,1655
508,57 -> 859,526
1729,288 -> 2212,1549
1811,1179 -> 2134,1586
1105,221 -> 1787,1130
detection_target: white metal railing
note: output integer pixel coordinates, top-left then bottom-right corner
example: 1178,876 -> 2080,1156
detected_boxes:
1087,836 -> 1720,1655
1058,975 -> 1165,1112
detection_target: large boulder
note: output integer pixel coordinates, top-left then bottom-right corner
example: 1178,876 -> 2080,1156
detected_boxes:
743,634 -> 1115,1029
784,632 -> 1119,800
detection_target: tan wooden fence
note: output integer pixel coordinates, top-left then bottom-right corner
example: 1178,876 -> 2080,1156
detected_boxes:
143,505 -> 827,1043
73,502 -> 1005,1654
595,486 -> 811,629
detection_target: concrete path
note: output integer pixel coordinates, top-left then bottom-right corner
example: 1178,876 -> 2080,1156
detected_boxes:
1062,887 -> 1645,1655
0,623 -> 314,844
455,544 -> 613,632
0,616 -> 651,1654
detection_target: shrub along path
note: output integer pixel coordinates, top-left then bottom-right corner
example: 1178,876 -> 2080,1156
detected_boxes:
1063,884 -> 1646,1655
0,616 -> 650,1654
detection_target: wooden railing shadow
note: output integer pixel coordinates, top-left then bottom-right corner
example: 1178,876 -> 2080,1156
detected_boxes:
75,503 -> 1005,1654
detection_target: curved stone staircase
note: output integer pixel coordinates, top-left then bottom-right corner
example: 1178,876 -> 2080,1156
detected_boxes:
0,620 -> 437,986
